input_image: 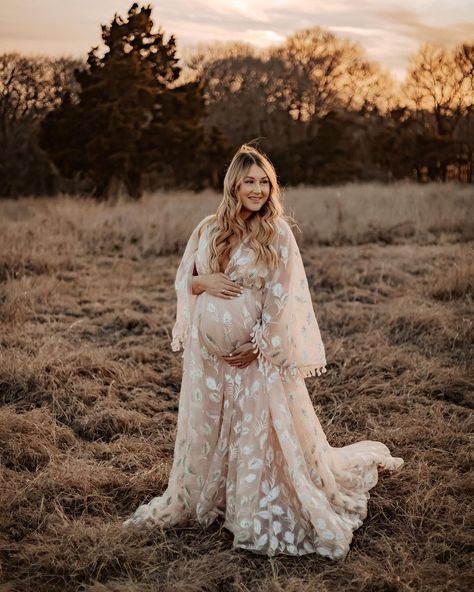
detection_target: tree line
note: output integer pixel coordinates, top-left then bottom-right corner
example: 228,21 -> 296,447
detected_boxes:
0,2 -> 473,198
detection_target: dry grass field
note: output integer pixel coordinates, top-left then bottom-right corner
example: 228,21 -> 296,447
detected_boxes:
0,182 -> 473,592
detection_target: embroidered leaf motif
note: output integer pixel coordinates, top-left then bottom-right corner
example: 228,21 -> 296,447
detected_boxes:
257,510 -> 271,519
267,485 -> 280,503
284,531 -> 295,544
316,546 -> 330,556
249,457 -> 263,470
316,518 -> 326,529
271,283 -> 284,297
304,541 -> 315,553
323,530 -> 335,540
229,442 -> 239,461
209,391 -> 221,403
250,380 -> 261,395
205,333 -> 217,346
266,447 -> 274,464
201,423 -> 212,435
271,335 -> 282,347
206,377 -> 217,390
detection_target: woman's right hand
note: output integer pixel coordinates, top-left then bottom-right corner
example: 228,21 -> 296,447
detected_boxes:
199,273 -> 243,299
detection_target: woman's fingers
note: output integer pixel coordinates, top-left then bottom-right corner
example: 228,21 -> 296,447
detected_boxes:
223,275 -> 243,293
212,274 -> 242,298
223,282 -> 243,296
222,350 -> 259,367
225,278 -> 242,288
217,282 -> 241,298
220,291 -> 241,299
217,287 -> 240,298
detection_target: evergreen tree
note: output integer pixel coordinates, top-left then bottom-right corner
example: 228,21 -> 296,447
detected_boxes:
40,3 -> 228,198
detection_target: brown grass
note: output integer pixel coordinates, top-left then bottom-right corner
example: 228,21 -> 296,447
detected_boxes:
0,183 -> 473,591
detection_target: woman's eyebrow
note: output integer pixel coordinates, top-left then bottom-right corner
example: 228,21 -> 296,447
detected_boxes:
245,175 -> 269,179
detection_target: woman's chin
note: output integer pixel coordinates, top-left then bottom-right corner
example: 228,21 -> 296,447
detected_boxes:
242,203 -> 263,215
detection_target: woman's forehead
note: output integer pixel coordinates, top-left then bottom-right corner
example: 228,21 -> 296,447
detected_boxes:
243,165 -> 268,179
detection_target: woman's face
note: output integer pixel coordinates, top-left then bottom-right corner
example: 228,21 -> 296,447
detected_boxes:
235,164 -> 271,218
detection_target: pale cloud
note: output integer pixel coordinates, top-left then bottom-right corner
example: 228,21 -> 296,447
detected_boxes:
363,35 -> 420,83
242,29 -> 287,47
197,0 -> 353,19
0,0 -> 472,81
328,26 -> 387,38
197,0 -> 272,22
378,8 -> 474,46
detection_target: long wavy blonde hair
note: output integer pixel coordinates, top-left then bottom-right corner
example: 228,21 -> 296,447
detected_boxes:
204,144 -> 296,272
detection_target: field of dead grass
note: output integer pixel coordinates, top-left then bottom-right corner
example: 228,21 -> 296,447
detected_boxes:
0,182 -> 472,591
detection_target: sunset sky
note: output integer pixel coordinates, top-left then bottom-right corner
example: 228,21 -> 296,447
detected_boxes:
0,0 -> 473,81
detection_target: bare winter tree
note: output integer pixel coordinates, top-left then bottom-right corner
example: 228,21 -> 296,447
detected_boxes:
183,30 -> 394,153
0,53 -> 81,195
263,28 -> 395,126
181,41 -> 271,146
400,42 -> 474,181
0,53 -> 81,134
401,42 -> 474,137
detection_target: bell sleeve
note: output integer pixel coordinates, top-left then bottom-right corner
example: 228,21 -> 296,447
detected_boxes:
250,218 -> 327,381
170,215 -> 212,355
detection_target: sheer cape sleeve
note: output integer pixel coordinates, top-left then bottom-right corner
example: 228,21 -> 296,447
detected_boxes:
171,215 -> 214,354
250,218 -> 327,381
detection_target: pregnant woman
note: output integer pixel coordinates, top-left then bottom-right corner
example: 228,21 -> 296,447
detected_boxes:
123,144 -> 404,559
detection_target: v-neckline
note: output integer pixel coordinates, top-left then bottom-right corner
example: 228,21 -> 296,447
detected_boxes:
221,240 -> 243,274
209,221 -> 248,274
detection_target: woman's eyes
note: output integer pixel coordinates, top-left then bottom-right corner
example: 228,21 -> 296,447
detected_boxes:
245,179 -> 269,184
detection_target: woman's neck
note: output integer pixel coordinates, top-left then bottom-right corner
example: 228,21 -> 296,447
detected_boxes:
238,208 -> 254,221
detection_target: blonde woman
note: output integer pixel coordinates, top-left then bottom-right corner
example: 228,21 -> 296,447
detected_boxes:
124,144 -> 404,559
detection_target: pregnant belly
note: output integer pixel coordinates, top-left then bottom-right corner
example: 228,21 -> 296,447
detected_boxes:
193,290 -> 260,356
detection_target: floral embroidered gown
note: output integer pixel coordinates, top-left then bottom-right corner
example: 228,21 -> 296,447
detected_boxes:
124,215 -> 404,559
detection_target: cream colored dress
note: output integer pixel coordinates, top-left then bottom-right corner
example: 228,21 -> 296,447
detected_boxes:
124,215 -> 404,559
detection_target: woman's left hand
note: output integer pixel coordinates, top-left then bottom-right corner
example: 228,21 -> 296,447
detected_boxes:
221,341 -> 259,369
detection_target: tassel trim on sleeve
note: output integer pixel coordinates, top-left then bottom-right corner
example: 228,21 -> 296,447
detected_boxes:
171,337 -> 184,353
171,324 -> 190,356
250,320 -> 327,382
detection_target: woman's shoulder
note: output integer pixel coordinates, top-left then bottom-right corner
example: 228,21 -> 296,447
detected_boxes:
275,216 -> 297,241
197,214 -> 216,227
194,214 -> 217,240
275,216 -> 290,232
